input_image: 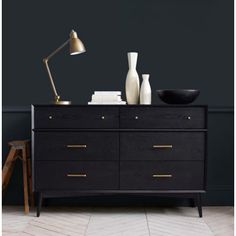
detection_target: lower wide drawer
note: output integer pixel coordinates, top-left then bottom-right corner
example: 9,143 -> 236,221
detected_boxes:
35,161 -> 119,190
120,161 -> 204,190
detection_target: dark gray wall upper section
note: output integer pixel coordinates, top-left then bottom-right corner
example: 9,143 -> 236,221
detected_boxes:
3,0 -> 234,106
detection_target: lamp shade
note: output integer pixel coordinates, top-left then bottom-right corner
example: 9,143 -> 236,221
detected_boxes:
69,30 -> 86,55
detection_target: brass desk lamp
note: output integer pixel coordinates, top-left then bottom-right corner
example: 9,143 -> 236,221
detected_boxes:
43,30 -> 86,105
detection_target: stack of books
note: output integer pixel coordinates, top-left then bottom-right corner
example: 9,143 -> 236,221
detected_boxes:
88,91 -> 126,105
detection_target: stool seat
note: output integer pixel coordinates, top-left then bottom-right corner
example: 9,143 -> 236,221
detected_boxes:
9,140 -> 30,150
2,139 -> 34,214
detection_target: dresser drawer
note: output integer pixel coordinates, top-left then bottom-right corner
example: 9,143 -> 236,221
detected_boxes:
34,132 -> 119,161
120,161 -> 204,190
32,106 -> 119,129
120,132 -> 205,161
120,107 -> 206,129
35,161 -> 119,190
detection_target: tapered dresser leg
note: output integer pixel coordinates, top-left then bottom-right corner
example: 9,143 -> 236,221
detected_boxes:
190,198 -> 195,208
22,148 -> 29,214
196,193 -> 202,217
37,192 -> 42,217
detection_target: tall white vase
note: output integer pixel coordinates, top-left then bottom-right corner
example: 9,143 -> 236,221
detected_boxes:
125,52 -> 140,104
140,74 -> 151,104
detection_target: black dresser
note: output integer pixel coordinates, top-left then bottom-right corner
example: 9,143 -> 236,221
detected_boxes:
32,105 -> 207,217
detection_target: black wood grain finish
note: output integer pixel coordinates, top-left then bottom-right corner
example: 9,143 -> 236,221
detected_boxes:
35,161 -> 119,190
32,105 -> 207,217
32,106 -> 119,129
34,132 -> 119,161
120,132 -> 205,161
120,161 -> 204,190
120,107 -> 206,129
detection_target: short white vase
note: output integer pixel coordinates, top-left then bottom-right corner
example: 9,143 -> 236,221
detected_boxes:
140,74 -> 151,104
125,52 -> 140,104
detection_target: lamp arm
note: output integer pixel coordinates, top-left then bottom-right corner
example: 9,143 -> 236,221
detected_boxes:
43,39 -> 70,102
44,39 -> 70,61
43,60 -> 60,101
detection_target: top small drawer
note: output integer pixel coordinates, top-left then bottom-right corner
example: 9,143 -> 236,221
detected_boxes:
32,106 -> 119,129
120,107 -> 206,129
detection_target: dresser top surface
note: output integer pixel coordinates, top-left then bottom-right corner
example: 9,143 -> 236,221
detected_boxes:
32,104 -> 207,108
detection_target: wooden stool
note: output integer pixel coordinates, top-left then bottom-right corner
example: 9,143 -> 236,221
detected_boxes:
2,140 -> 34,214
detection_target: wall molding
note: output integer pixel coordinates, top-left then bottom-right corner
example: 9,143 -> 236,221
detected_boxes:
208,106 -> 234,113
2,106 -> 234,113
2,106 -> 31,113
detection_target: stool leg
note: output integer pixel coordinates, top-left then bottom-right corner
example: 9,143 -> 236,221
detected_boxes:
22,148 -> 30,214
2,148 -> 17,193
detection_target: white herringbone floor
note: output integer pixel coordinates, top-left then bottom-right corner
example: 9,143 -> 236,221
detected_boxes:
2,206 -> 234,236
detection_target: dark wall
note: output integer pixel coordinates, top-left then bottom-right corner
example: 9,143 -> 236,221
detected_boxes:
3,0 -> 233,106
2,0 -> 234,205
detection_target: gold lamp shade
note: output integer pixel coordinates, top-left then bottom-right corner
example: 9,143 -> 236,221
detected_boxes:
70,30 -> 86,55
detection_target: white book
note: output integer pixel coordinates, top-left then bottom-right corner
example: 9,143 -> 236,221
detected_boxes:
91,98 -> 122,102
92,95 -> 121,102
92,94 -> 121,98
94,91 -> 121,95
88,101 -> 126,105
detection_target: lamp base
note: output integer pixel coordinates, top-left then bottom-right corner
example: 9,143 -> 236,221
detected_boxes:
54,100 -> 72,105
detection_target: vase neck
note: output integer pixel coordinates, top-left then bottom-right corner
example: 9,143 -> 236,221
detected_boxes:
142,74 -> 150,81
128,52 -> 138,69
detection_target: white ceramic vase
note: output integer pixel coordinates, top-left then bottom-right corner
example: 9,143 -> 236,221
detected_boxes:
125,52 -> 140,104
140,74 -> 151,104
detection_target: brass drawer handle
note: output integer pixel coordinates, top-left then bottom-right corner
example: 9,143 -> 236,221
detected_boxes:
67,174 -> 87,177
153,145 -> 173,149
67,144 -> 87,148
152,174 -> 172,178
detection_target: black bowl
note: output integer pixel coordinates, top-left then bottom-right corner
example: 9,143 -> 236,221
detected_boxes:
156,89 -> 200,104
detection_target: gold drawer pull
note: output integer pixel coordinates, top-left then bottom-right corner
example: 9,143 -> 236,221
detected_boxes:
152,174 -> 172,178
67,174 -> 87,177
153,145 -> 173,149
67,144 -> 87,148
